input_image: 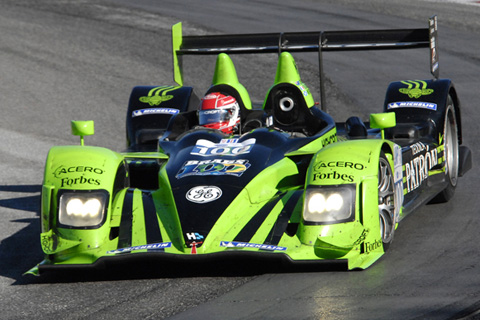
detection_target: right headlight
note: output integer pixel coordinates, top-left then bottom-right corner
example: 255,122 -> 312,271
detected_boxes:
303,184 -> 356,224
58,190 -> 109,228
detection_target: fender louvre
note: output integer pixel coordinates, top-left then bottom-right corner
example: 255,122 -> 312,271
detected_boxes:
233,196 -> 283,243
265,190 -> 303,246
118,189 -> 135,250
142,191 -> 163,246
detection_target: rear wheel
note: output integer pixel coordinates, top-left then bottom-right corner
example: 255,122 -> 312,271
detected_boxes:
431,97 -> 459,203
378,153 -> 395,251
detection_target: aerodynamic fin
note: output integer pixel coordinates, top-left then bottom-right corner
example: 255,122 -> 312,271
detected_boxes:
210,53 -> 252,110
272,52 -> 314,108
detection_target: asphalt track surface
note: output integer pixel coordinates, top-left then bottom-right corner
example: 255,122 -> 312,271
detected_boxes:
1,0 -> 480,319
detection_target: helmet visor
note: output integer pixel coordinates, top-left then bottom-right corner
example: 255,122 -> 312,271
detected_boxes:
198,109 -> 231,126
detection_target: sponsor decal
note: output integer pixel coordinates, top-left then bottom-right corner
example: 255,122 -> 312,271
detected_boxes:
404,146 -> 438,193
314,161 -> 364,171
185,232 -> 204,241
353,229 -> 369,246
139,86 -> 179,106
387,101 -> 437,111
364,240 -> 382,253
296,81 -> 310,97
53,165 -> 104,187
191,138 -> 255,156
393,144 -> 403,181
313,171 -> 354,182
220,241 -> 287,251
186,186 -> 222,204
431,56 -> 439,74
266,116 -> 274,127
202,110 -> 221,116
132,108 -> 179,117
398,80 -> 434,99
53,166 -> 104,178
429,16 -> 439,76
189,241 -> 202,254
185,233 -> 204,254
60,176 -> 101,188
410,142 -> 426,155
321,133 -> 337,147
41,233 -> 55,254
107,242 -> 172,254
393,144 -> 404,221
176,159 -> 250,178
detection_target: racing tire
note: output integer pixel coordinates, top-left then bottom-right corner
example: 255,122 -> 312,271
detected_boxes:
431,97 -> 459,203
378,153 -> 395,251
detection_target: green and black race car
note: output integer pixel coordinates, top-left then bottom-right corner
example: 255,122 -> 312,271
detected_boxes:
28,16 -> 472,275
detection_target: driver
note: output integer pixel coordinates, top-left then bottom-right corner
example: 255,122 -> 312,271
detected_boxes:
198,92 -> 240,135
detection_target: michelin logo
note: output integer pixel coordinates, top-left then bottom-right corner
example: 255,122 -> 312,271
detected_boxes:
132,108 -> 179,117
107,242 -> 172,254
388,101 -> 437,111
220,241 -> 287,251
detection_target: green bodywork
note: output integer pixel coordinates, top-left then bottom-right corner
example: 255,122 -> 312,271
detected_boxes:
29,121 -> 402,274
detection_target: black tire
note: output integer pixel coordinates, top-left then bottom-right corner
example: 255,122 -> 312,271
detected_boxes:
378,153 -> 395,251
431,96 -> 459,203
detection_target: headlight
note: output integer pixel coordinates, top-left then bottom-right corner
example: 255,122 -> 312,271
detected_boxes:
58,190 -> 109,228
303,184 -> 356,224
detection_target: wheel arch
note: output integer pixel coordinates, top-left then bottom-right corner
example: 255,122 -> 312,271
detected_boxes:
447,84 -> 463,145
383,78 -> 462,146
126,85 -> 200,148
308,140 -> 399,256
308,140 -> 387,186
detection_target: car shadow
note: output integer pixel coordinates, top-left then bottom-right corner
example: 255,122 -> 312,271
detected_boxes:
0,185 -> 43,284
22,255 -> 348,285
0,185 -> 41,211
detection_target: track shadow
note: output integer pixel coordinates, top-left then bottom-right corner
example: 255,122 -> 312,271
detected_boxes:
0,185 -> 43,283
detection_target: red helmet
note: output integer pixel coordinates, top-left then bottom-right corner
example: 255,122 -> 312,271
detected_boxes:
198,92 -> 240,134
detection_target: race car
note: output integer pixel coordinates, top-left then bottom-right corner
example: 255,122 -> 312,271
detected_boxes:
27,16 -> 472,275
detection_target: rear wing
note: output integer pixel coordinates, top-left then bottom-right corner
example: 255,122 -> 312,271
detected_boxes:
172,16 -> 438,111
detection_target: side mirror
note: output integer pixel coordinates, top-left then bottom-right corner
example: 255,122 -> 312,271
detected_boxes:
369,113 -> 396,139
71,120 -> 94,146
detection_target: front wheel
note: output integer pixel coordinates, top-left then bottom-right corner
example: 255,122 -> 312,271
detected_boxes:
378,153 -> 395,251
431,97 -> 459,203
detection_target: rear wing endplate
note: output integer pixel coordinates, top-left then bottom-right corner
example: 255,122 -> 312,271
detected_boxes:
172,16 -> 438,110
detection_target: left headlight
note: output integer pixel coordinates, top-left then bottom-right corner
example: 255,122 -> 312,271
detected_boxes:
58,190 -> 109,228
303,184 -> 356,224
